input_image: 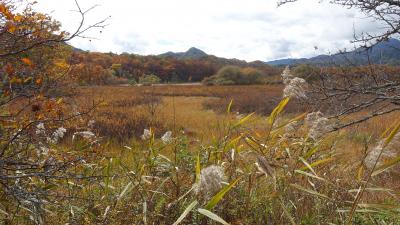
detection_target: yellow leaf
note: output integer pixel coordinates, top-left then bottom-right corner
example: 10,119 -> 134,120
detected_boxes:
268,97 -> 290,125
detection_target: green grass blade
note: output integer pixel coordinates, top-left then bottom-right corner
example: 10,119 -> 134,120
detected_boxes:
383,121 -> 400,147
372,156 -> 400,177
279,199 -> 297,225
268,97 -> 290,125
233,113 -> 255,128
227,99 -> 233,114
196,154 -> 201,183
299,157 -> 333,171
294,170 -> 325,181
172,200 -> 198,225
290,184 -> 331,200
298,157 -> 317,175
205,178 -> 240,210
270,112 -> 307,133
303,144 -> 319,160
198,208 -> 230,225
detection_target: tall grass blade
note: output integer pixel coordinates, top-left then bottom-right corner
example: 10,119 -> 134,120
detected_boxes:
117,182 -> 133,202
196,153 -> 201,183
205,178 -> 240,210
299,157 -> 317,175
299,157 -> 333,171
172,200 -> 198,225
227,99 -> 233,114
279,199 -> 297,225
233,113 -> 255,128
198,208 -> 230,225
347,121 -> 400,225
356,165 -> 364,181
223,135 -> 242,153
290,184 -> 331,200
303,144 -> 319,160
371,156 -> 400,177
271,112 -> 307,132
294,170 -> 325,181
383,121 -> 400,147
268,97 -> 289,125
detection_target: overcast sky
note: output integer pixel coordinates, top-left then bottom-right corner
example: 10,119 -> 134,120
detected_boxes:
35,0 -> 382,61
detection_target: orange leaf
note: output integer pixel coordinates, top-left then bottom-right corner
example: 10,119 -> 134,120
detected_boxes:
0,4 -> 14,20
36,78 -> 43,85
6,22 -> 16,33
21,58 -> 33,66
4,64 -> 14,75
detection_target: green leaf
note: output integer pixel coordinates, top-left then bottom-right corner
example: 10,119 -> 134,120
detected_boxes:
294,170 -> 325,181
223,135 -> 242,153
227,99 -> 233,114
268,97 -> 290,125
372,155 -> 400,177
270,112 -> 307,133
198,208 -> 230,225
196,154 -> 201,184
303,144 -> 319,160
279,199 -> 297,225
172,200 -> 198,225
290,184 -> 331,200
298,157 -> 317,175
233,113 -> 255,128
383,121 -> 400,147
205,178 -> 240,210
299,157 -> 334,171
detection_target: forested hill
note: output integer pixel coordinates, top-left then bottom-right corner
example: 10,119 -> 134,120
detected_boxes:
69,47 -> 280,85
266,38 -> 400,66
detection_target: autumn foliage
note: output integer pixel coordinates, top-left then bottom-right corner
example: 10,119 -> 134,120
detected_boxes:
69,51 -> 281,85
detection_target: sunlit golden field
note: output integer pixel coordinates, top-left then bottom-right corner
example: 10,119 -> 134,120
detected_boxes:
63,84 -> 400,224
75,85 -> 285,141
1,80 -> 399,225
5,83 -> 400,224
3,0 -> 400,223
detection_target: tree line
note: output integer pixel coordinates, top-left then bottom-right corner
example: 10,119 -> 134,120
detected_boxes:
68,50 -> 281,85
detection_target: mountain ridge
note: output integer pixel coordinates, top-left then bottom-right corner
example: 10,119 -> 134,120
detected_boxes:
266,38 -> 400,66
159,47 -> 208,59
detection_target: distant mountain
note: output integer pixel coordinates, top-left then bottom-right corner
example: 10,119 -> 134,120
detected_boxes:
266,38 -> 400,66
159,47 -> 208,59
158,47 -> 277,72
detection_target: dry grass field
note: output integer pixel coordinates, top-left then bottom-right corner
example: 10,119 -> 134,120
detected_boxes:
7,83 -> 400,224
75,84 -> 397,142
63,84 -> 400,224
74,84 -> 307,141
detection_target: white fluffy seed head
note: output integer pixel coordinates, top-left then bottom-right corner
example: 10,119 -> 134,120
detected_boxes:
305,111 -> 331,140
161,131 -> 172,144
141,129 -> 152,140
88,120 -> 95,129
281,67 -> 308,99
281,66 -> 294,85
283,77 -> 308,99
193,165 -> 226,200
35,123 -> 46,135
72,131 -> 96,141
53,127 -> 66,140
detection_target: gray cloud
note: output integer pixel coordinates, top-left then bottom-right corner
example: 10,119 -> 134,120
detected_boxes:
35,0 -> 384,61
